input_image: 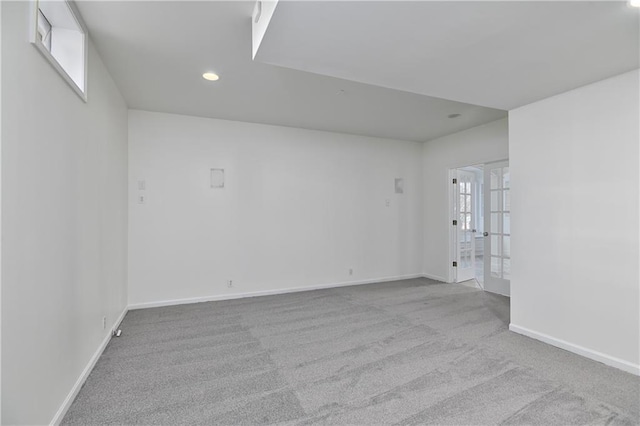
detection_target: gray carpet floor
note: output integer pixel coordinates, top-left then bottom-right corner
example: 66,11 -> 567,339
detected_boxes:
63,278 -> 640,425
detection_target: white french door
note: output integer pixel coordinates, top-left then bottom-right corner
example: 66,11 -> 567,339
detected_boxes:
483,161 -> 510,296
455,170 -> 477,282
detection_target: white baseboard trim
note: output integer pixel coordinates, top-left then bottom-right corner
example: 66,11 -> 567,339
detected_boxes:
129,274 -> 427,310
421,273 -> 447,283
509,323 -> 640,376
51,306 -> 129,425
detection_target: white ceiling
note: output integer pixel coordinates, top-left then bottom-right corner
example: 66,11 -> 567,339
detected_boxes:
256,1 -> 640,110
76,1 -> 505,143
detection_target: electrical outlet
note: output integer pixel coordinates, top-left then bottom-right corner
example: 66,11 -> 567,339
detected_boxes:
349,268 -> 353,275
385,199 -> 390,207
138,195 -> 145,204
102,316 -> 106,330
227,280 -> 233,288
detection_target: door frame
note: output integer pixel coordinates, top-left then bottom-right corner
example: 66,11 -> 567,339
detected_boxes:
447,168 -> 458,283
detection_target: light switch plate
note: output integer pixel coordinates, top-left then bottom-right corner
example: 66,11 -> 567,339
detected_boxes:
395,178 -> 404,194
211,169 -> 225,188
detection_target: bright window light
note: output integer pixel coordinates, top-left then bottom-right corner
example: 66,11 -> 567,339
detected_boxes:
30,0 -> 88,101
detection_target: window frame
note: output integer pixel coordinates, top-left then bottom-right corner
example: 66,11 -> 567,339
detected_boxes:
29,0 -> 89,102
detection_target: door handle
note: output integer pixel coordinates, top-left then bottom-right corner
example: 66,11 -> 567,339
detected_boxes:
483,232 -> 489,237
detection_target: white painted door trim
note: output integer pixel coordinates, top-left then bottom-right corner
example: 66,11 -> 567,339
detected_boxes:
447,169 -> 457,283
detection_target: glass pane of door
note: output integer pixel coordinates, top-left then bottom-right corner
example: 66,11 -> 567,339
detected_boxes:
484,161 -> 510,296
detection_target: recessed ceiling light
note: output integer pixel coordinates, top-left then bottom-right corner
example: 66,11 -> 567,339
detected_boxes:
448,113 -> 461,119
630,0 -> 640,7
202,72 -> 219,81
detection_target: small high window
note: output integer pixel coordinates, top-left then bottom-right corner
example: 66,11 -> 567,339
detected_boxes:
30,0 -> 88,101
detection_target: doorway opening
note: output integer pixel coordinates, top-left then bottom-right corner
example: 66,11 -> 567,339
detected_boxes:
450,160 -> 510,296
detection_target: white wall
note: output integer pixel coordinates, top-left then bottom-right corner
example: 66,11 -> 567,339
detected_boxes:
128,110 -> 423,306
1,2 -> 128,424
422,119 -> 509,281
509,69 -> 640,374
0,2 -> 3,421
